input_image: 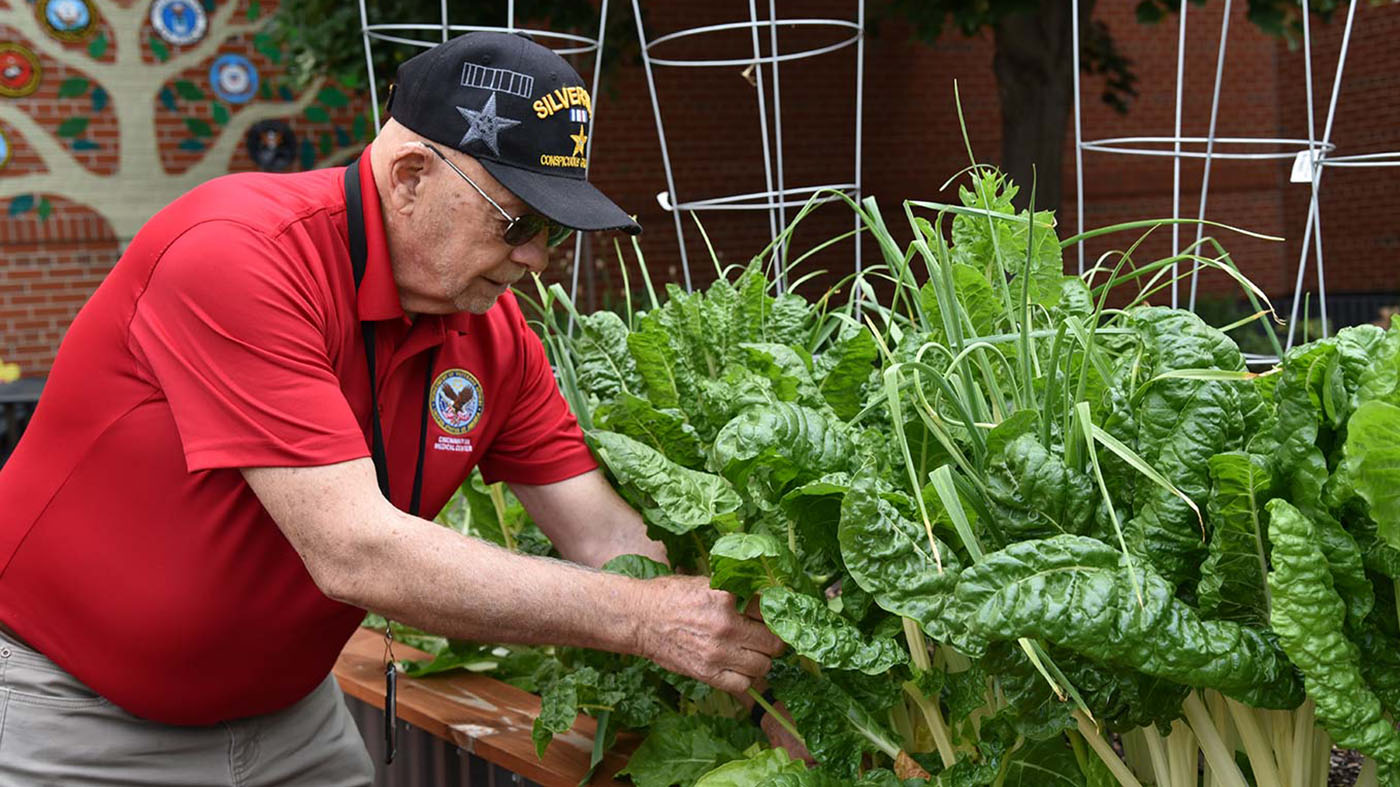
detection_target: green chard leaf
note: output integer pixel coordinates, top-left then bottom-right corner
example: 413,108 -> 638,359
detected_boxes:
602,554 -> 673,579
532,666 -> 594,757
708,533 -> 801,600
692,747 -> 808,786
572,311 -> 640,401
739,343 -> 822,406
1197,451 -> 1275,626
760,587 -> 906,674
838,470 -> 963,643
769,661 -> 901,779
813,323 -> 878,420
951,534 -> 1302,708
1338,401 -> 1400,552
1273,341 -> 1373,623
917,261 -> 1001,343
711,402 -> 852,503
984,433 -> 1097,544
617,712 -> 761,787
595,393 -> 705,468
590,431 -> 742,535
1267,499 -> 1400,765
1125,306 -> 1259,589
627,322 -> 681,409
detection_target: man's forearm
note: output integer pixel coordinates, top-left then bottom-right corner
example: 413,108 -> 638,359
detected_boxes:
330,508 -> 649,654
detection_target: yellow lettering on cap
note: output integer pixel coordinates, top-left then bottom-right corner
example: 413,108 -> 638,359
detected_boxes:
533,99 -> 548,119
578,89 -> 591,114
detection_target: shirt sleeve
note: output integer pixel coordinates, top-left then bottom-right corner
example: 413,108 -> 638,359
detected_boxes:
478,303 -> 597,485
127,220 -> 369,472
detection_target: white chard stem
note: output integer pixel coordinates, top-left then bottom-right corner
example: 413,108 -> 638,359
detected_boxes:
1182,692 -> 1249,787
1073,710 -> 1143,787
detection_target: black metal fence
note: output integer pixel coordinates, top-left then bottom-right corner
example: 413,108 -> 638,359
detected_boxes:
345,696 -> 546,787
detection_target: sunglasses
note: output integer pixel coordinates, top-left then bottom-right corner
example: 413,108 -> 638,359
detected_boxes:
418,142 -> 574,248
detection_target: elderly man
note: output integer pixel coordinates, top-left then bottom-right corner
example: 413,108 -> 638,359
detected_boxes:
0,32 -> 783,785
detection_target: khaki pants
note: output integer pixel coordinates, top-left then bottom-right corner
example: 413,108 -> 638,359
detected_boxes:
0,629 -> 374,787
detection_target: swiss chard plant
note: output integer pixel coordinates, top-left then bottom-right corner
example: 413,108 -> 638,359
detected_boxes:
370,155 -> 1400,785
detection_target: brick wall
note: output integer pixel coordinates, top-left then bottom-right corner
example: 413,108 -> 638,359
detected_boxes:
3,0 -> 1397,375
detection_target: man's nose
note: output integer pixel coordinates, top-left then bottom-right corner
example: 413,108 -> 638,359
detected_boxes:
510,233 -> 550,274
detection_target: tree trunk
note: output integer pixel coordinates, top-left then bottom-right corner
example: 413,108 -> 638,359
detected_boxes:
993,0 -> 1090,214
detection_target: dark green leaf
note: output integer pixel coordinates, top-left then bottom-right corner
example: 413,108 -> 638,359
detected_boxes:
56,117 -> 89,138
595,394 -> 704,468
88,32 -> 108,59
159,87 -> 176,111
57,78 -> 90,98
71,139 -> 99,151
708,533 -> 800,600
601,554 -> 672,580
949,534 -> 1301,708
178,138 -> 206,152
211,102 -> 230,126
299,138 -> 314,170
317,86 -> 349,107
589,431 -> 742,535
36,197 -> 51,221
352,113 -> 369,142
318,131 -> 332,155
814,324 -> 878,420
184,117 -> 213,137
335,126 -> 350,148
573,311 -> 641,401
1267,499 -> 1400,763
769,661 -> 899,779
173,80 -> 203,101
247,0 -> 261,21
1197,451 -> 1275,625
838,470 -> 963,643
304,105 -> 330,124
760,587 -> 905,674
711,403 -> 851,502
90,87 -> 108,112
616,713 -> 759,787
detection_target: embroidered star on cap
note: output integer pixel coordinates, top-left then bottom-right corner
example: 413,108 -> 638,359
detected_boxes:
456,93 -> 520,155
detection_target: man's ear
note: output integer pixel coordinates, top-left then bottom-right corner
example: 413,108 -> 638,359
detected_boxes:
385,143 -> 432,216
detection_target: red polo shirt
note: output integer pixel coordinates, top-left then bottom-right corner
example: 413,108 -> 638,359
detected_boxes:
0,148 -> 596,724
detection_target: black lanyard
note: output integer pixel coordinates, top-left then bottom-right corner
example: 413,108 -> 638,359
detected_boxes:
343,156 -> 433,517
344,157 -> 434,765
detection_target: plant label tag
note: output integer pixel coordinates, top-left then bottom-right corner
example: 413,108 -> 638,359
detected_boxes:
1291,150 -> 1317,184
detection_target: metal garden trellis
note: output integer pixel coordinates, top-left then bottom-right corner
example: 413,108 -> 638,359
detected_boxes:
1070,0 -> 1400,362
629,1 -> 866,295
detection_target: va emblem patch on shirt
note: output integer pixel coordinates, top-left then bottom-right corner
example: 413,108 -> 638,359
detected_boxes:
431,368 -> 484,436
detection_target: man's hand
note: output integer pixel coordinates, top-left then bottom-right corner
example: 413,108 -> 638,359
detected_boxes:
633,575 -> 785,695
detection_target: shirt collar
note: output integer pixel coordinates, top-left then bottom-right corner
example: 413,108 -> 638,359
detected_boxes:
353,145 -> 475,334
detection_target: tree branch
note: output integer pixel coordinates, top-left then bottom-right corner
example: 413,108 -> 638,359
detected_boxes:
0,102 -> 84,174
0,172 -> 66,201
0,4 -> 101,72
155,1 -> 265,83
193,76 -> 326,181
88,0 -> 137,30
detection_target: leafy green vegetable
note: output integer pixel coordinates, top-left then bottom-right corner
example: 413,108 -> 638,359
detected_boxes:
617,713 -> 760,787
711,403 -> 851,503
759,587 -> 906,674
1197,452 -> 1275,626
708,533 -> 801,600
1338,401 -> 1400,551
838,470 -> 963,643
590,430 -> 742,535
951,534 -> 1301,707
1266,499 -> 1400,766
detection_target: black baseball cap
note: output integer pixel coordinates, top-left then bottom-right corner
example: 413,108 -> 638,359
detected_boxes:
387,32 -> 640,236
